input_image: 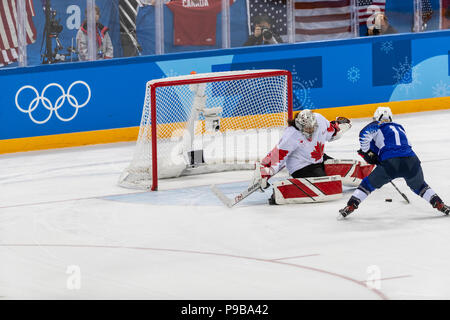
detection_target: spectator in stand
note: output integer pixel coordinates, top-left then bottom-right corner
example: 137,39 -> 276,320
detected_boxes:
366,13 -> 397,36
76,5 -> 114,61
244,15 -> 283,46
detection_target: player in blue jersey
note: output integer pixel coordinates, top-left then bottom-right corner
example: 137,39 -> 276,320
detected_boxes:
338,106 -> 449,219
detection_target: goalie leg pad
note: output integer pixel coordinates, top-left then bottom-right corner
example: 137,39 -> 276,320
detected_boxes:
272,175 -> 343,205
324,159 -> 375,187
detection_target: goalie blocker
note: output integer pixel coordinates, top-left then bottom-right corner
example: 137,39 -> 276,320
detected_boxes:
270,159 -> 375,205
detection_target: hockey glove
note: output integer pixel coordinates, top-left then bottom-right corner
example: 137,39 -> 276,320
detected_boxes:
335,116 -> 351,124
251,164 -> 273,192
357,149 -> 380,165
330,117 -> 351,141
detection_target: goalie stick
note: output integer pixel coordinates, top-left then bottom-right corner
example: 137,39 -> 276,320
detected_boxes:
390,181 -> 410,204
211,181 -> 263,208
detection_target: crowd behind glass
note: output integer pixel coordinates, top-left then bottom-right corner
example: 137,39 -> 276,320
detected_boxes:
1,0 -> 449,69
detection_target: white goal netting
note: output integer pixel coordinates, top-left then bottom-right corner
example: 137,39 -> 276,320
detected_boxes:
119,69 -> 292,190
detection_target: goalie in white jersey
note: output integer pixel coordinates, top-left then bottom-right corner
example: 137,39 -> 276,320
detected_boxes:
253,109 -> 352,204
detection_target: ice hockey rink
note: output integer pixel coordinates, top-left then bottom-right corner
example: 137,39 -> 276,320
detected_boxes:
1,109 -> 450,300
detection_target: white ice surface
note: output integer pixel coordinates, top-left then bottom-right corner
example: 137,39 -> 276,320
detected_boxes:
1,110 -> 450,300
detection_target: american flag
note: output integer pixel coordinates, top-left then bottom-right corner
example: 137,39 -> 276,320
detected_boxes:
247,0 -> 287,37
0,0 -> 36,67
357,0 -> 386,26
295,0 -> 353,42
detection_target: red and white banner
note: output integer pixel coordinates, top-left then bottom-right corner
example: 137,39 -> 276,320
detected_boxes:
0,0 -> 36,67
295,0 -> 353,42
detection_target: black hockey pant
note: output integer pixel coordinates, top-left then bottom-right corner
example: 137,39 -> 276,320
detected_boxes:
291,154 -> 333,179
362,156 -> 427,195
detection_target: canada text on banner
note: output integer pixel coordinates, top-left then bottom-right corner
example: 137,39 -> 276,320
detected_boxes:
166,0 -> 233,46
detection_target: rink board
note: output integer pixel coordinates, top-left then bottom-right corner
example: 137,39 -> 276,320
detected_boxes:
1,96 -> 449,154
1,29 -> 449,154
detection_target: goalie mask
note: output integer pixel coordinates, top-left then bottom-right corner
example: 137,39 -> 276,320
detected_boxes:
295,109 -> 318,140
373,106 -> 393,123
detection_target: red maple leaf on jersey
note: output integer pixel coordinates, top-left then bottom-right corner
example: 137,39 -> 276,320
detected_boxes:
311,142 -> 324,161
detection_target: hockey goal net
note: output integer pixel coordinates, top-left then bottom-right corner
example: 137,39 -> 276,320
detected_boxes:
119,69 -> 293,190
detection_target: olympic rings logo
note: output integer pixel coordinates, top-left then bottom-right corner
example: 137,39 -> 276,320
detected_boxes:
15,81 -> 91,124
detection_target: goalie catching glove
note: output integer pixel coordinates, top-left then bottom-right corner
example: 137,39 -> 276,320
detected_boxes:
329,116 -> 352,141
335,116 -> 351,124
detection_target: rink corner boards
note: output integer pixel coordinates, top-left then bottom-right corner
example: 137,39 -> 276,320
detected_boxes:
0,96 -> 449,155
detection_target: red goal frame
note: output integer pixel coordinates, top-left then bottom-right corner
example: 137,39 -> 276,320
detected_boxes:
149,70 -> 293,191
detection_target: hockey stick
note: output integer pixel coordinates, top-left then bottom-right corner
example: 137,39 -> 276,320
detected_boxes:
211,181 -> 263,208
390,181 -> 410,204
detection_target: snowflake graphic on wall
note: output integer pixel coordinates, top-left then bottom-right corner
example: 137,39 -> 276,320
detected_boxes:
392,57 -> 421,96
380,41 -> 394,54
291,64 -> 317,110
292,79 -> 316,110
393,57 -> 412,84
347,66 -> 360,83
432,80 -> 450,97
